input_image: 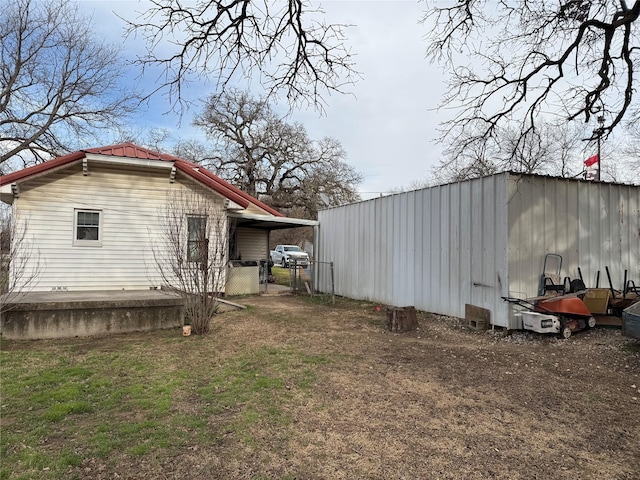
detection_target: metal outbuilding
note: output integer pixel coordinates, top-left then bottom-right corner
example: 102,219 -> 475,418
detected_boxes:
315,172 -> 640,329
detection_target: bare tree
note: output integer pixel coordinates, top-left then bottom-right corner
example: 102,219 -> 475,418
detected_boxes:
0,0 -> 140,170
432,120 -> 591,184
112,127 -> 173,153
172,138 -> 212,164
0,208 -> 43,311
125,0 -> 359,112
151,189 -> 227,335
602,123 -> 640,185
193,89 -> 362,219
424,1 -> 640,164
501,123 -> 588,177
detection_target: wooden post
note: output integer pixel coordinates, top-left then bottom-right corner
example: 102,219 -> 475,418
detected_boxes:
385,306 -> 418,333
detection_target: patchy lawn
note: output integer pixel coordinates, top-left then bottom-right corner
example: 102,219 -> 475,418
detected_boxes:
1,295 -> 639,479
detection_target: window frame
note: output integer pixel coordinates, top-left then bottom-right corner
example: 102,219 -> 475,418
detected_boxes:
187,215 -> 208,264
73,209 -> 102,246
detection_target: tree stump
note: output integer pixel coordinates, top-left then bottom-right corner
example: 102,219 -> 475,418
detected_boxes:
385,306 -> 418,333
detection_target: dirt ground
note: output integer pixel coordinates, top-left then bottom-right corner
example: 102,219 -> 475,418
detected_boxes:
7,294 -> 640,479
217,295 -> 640,480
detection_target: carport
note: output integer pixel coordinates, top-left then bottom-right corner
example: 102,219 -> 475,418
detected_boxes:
226,212 -> 318,295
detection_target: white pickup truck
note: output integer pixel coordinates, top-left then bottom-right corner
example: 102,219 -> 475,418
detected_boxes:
270,245 -> 310,267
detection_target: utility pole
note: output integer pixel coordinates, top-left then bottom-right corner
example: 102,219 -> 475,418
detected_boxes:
595,114 -> 605,181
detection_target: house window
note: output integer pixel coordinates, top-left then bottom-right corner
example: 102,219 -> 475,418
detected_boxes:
75,209 -> 101,243
187,215 -> 208,263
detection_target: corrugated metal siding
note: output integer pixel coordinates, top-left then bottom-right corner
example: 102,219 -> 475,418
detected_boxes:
507,175 -> 640,301
318,173 -> 639,329
236,227 -> 268,261
12,164 -> 227,291
317,174 -> 511,325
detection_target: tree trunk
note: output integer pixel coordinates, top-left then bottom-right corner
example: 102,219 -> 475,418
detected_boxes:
385,306 -> 418,333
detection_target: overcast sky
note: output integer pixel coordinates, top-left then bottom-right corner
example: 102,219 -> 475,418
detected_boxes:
78,1 -> 448,200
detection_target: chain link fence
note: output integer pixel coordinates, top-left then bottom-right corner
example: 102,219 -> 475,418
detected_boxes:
288,259 -> 335,303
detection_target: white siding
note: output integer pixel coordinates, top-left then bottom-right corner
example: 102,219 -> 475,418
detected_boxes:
317,173 -> 640,329
12,163 -> 227,291
236,227 -> 268,261
317,174 -> 510,325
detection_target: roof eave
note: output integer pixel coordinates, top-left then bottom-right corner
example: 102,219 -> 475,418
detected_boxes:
83,153 -> 176,170
194,167 -> 284,217
228,212 -> 317,230
0,151 -> 85,186
174,161 -> 252,209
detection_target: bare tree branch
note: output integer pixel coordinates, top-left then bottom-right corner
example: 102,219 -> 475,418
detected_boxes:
0,0 -> 141,170
423,0 -> 640,158
1,208 -> 44,311
192,89 -> 361,218
150,189 -> 227,335
124,0 -> 360,113
432,119 -> 590,183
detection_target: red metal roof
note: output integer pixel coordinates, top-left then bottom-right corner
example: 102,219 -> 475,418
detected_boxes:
85,143 -> 181,161
0,143 -> 283,217
188,163 -> 283,217
0,150 -> 86,185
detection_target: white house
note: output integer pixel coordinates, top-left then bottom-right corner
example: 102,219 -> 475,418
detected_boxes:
0,143 -> 315,294
315,173 -> 640,329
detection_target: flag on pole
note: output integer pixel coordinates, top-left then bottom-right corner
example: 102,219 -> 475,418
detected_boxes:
584,154 -> 599,167
584,154 -> 599,181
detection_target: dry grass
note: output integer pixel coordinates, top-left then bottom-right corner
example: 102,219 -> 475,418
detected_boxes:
2,294 -> 640,479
